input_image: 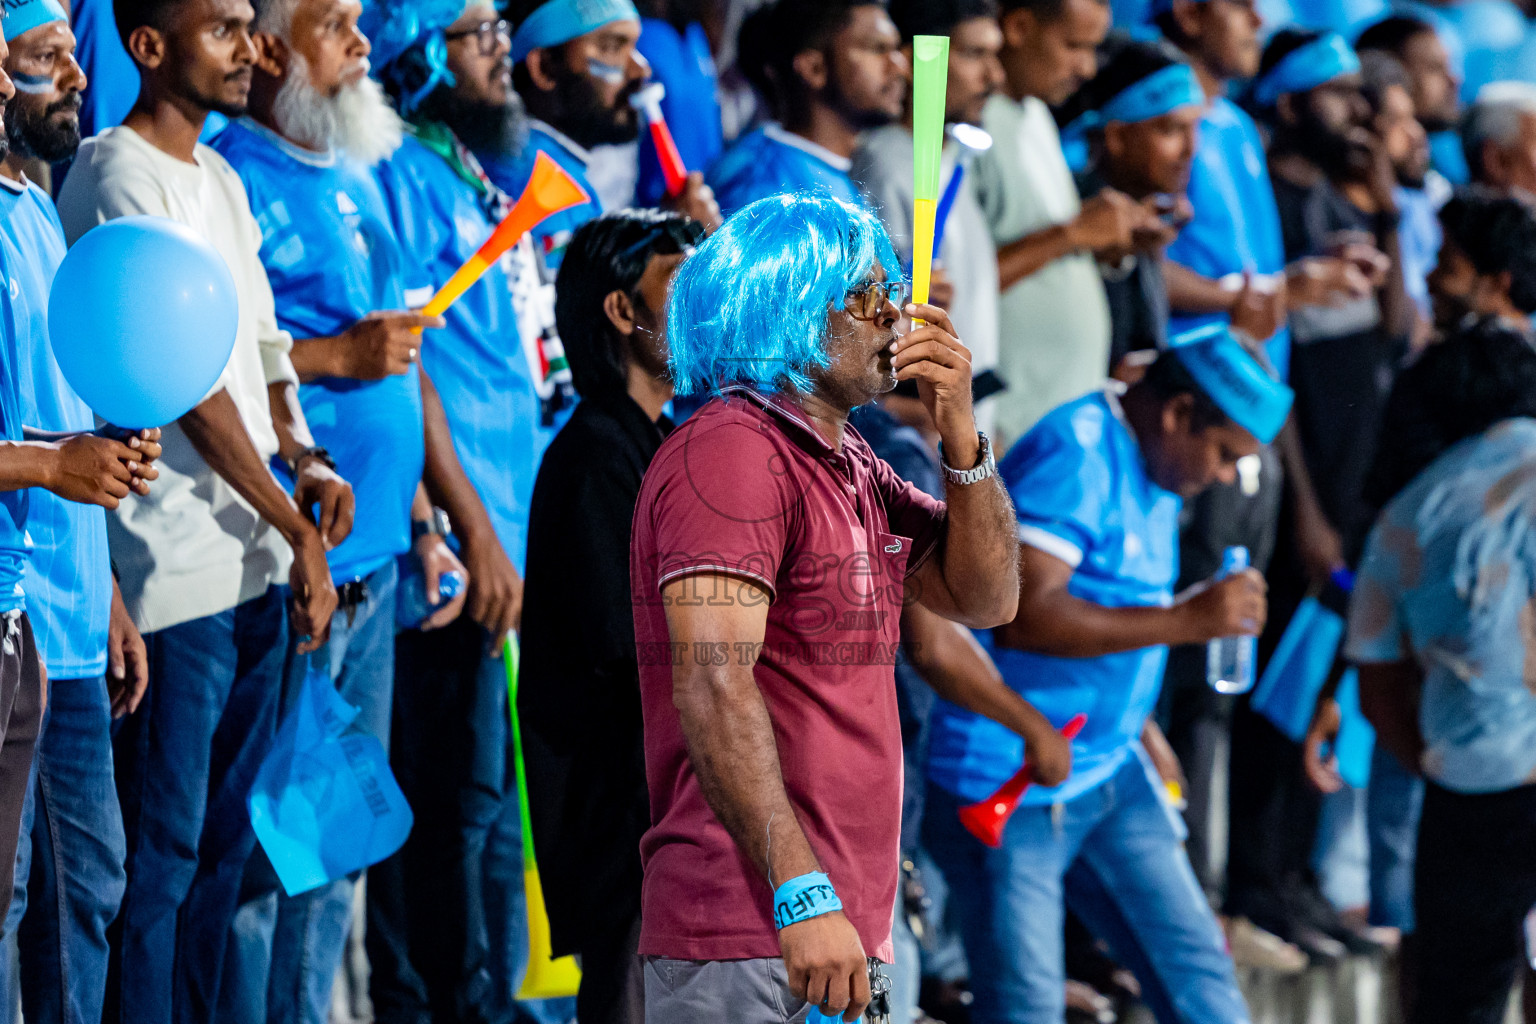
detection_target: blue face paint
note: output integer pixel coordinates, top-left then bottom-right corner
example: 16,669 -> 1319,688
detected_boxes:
9,72 -> 52,95
586,57 -> 625,86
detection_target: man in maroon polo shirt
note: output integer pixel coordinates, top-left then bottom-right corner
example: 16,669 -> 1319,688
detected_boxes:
631,193 -> 1020,1023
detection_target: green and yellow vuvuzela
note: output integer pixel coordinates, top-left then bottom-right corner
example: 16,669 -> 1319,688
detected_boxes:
910,34 -> 950,322
503,634 -> 582,999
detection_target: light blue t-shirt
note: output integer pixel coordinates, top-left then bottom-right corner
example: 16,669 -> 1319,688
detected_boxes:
635,18 -> 723,207
478,121 -> 601,274
1166,96 -> 1292,380
707,123 -> 864,219
213,119 -> 427,584
1346,418 -> 1536,794
925,390 -> 1182,805
1396,183 -> 1444,322
0,179 -> 99,668
375,134 -> 543,573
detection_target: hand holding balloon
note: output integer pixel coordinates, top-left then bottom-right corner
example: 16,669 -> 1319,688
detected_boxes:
98,426 -> 163,495
41,433 -> 154,510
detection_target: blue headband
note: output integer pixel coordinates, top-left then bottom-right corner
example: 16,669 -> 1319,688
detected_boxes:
1169,324 -> 1293,444
1064,62 -> 1204,135
511,0 -> 640,64
1252,33 -> 1360,108
3,0 -> 66,42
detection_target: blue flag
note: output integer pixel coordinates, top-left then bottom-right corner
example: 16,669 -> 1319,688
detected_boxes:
1251,595 -> 1346,743
248,663 -> 414,896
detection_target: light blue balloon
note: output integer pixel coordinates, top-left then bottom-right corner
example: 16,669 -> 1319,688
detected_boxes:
48,215 -> 238,428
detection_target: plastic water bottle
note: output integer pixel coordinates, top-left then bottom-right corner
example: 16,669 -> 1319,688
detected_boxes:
1206,546 -> 1255,694
397,569 -> 464,629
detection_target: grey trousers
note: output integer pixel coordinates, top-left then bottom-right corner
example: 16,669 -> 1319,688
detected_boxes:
643,956 -> 814,1024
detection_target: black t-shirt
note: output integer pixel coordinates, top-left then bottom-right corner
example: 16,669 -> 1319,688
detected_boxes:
1273,174 -> 1399,558
1076,170 -> 1170,370
519,391 -> 672,955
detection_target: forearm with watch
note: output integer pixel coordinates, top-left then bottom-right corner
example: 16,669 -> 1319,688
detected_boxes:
911,424 -> 1019,627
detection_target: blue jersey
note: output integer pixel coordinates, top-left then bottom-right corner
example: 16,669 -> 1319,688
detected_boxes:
478,122 -> 600,274
1396,184 -> 1443,322
214,119 -> 426,584
1166,97 -> 1292,379
926,390 -> 1181,805
376,134 -> 543,572
635,18 -> 723,207
72,0 -> 139,140
0,239 -> 28,615
0,179 -> 99,665
707,124 -> 864,219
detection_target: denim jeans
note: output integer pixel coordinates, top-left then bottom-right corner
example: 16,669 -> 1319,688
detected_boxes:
105,586 -> 288,1024
1366,743 -> 1424,932
219,563 -> 399,1024
366,615 -> 514,1024
484,756 -> 574,1024
0,674 -> 126,1024
1312,784 -> 1368,912
924,755 -> 1250,1024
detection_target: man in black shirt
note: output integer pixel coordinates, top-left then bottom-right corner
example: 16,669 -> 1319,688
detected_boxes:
1226,27 -> 1405,962
517,210 -> 703,1024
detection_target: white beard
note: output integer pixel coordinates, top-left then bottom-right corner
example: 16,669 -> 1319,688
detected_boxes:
272,54 -> 404,166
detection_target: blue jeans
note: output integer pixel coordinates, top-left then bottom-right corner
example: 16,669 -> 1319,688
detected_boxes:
924,756 -> 1249,1024
106,586 -> 288,1024
1366,743 -> 1424,932
367,615 -> 514,1024
1312,784 -> 1369,912
220,563 -> 399,1024
0,674 -> 126,1024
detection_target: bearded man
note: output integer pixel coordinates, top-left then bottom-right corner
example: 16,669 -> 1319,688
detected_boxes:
210,0 -> 495,1019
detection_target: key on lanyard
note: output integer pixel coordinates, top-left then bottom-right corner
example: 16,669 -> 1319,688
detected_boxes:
865,959 -> 892,1024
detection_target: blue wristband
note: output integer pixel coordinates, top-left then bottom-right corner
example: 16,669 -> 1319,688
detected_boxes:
772,872 -> 843,930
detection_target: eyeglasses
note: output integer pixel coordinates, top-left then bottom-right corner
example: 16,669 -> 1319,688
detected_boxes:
443,19 -> 511,56
844,279 -> 907,320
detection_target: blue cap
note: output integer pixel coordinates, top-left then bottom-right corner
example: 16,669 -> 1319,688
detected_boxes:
1251,32 -> 1360,108
1168,324 -> 1294,444
3,0 -> 66,41
510,0 -> 640,64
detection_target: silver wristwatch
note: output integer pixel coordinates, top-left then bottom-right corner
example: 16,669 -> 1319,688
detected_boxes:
939,432 -> 996,486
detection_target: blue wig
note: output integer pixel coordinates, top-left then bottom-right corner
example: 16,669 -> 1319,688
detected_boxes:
666,192 -> 904,398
